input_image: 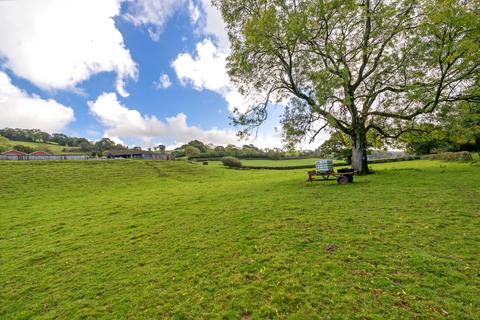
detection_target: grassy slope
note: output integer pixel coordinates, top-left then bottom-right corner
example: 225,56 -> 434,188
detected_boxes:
0,160 -> 479,319
0,136 -> 78,154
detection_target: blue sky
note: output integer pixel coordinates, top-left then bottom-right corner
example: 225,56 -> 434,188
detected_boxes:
0,0 -> 322,149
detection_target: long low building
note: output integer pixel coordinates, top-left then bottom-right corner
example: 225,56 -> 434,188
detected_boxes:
105,150 -> 174,160
0,150 -> 88,161
0,149 -> 174,161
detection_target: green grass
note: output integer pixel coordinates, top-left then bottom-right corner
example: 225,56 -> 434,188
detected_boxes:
0,160 -> 479,319
0,136 -> 79,154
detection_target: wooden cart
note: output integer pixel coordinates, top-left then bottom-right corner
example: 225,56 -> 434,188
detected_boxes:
307,168 -> 356,185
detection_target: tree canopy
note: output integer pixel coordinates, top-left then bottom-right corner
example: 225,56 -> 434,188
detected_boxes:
215,0 -> 480,174
400,99 -> 480,154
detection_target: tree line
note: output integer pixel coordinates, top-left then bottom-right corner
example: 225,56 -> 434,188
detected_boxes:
0,129 -> 318,159
0,128 -> 127,155
173,139 -> 319,159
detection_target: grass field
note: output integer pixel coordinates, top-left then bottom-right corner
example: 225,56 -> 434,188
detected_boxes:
1,160 -> 479,319
0,136 -> 78,154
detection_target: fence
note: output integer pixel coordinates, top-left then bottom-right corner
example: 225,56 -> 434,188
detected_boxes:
0,155 -> 89,161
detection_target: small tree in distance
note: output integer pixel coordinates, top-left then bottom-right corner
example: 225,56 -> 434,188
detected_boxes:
185,146 -> 201,159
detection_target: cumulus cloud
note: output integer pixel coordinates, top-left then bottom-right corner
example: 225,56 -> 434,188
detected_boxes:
172,38 -> 251,113
0,0 -> 137,97
88,92 -> 287,148
88,92 -> 169,138
173,39 -> 229,92
195,0 -> 229,49
88,92 -> 237,145
154,74 -> 172,89
0,72 -> 75,132
123,0 -> 187,41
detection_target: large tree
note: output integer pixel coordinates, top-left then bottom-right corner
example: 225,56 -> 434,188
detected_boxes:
215,0 -> 480,174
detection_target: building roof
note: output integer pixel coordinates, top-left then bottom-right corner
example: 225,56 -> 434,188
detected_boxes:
2,149 -> 27,156
106,150 -> 172,156
106,150 -> 156,156
29,150 -> 51,156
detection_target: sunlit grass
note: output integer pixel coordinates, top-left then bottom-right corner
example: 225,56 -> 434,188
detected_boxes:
0,160 -> 479,319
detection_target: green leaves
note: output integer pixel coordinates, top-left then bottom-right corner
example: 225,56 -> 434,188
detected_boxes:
217,0 -> 480,159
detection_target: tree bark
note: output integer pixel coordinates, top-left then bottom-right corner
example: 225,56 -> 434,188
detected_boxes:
351,128 -> 369,175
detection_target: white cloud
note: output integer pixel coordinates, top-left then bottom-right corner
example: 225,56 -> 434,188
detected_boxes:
172,39 -> 229,92
88,92 -> 288,149
0,0 -> 137,97
188,0 -> 201,25
88,92 -> 169,138
154,74 -> 172,89
196,0 -> 229,49
122,0 -> 228,48
0,72 -> 75,132
123,0 -> 187,41
172,38 -> 251,113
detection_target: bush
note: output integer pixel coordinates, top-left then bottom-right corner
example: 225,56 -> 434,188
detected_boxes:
13,145 -> 35,154
221,156 -> 242,168
423,151 -> 473,161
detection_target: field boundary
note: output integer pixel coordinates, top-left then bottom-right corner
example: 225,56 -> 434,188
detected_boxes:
240,156 -> 420,170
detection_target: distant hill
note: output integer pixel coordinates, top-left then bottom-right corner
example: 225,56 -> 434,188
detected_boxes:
0,136 -> 81,155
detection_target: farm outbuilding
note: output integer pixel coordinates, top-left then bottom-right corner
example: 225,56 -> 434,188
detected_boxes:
157,153 -> 174,160
1,150 -> 27,160
29,151 -> 51,156
28,150 -> 52,160
2,150 -> 27,156
106,150 -> 174,160
0,150 -> 88,161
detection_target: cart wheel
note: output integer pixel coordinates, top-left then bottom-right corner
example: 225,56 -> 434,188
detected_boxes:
337,176 -> 349,185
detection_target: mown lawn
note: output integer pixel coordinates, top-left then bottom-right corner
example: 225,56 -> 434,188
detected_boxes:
0,160 -> 479,319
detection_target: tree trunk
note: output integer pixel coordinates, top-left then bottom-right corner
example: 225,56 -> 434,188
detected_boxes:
351,128 -> 369,175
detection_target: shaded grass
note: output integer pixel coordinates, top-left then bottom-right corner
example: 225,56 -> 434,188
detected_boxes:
0,160 -> 479,319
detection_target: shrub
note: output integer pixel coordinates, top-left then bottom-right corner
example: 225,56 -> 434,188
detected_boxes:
423,151 -> 473,161
221,156 -> 242,168
13,145 -> 35,154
